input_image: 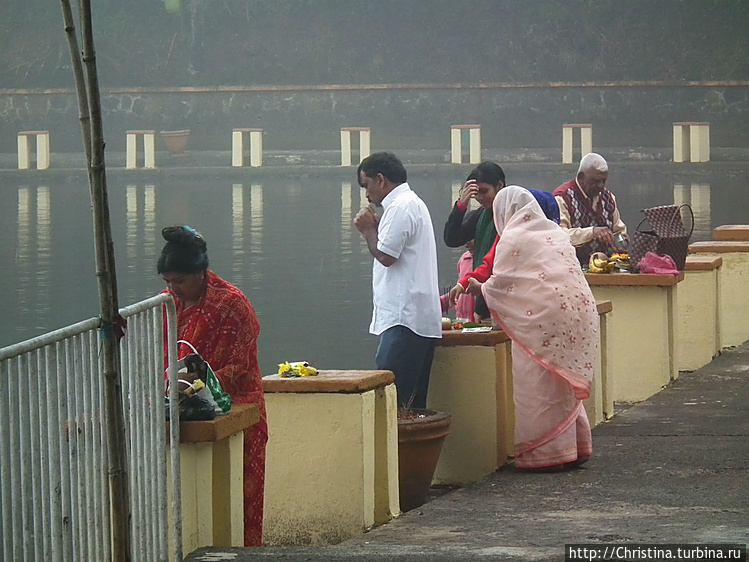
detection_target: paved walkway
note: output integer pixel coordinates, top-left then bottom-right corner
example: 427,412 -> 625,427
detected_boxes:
186,342 -> 749,561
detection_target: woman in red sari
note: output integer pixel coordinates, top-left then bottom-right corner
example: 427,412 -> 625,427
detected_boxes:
480,187 -> 597,471
157,225 -> 267,545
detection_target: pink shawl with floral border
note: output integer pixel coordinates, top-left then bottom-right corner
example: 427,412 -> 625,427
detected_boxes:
482,186 -> 597,399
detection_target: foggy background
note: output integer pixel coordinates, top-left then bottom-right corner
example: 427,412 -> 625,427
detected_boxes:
3,0 -> 749,88
2,1 -> 749,154
2,0 -> 749,372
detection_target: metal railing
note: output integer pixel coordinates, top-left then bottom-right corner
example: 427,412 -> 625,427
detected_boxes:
0,293 -> 181,562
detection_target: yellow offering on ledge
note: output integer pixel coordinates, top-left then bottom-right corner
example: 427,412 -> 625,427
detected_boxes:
278,361 -> 319,377
588,251 -> 631,273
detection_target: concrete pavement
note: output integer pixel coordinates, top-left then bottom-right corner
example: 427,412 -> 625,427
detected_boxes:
185,342 -> 749,561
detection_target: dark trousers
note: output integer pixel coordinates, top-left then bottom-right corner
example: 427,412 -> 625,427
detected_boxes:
375,325 -> 437,409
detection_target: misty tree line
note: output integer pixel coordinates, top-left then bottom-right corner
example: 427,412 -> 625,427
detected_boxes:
2,0 -> 748,89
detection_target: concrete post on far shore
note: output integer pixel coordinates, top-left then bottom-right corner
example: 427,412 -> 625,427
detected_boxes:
673,122 -> 710,163
232,128 -> 263,167
126,130 -> 156,169
450,124 -> 481,164
562,123 -> 592,164
340,127 -> 371,167
17,131 -> 50,170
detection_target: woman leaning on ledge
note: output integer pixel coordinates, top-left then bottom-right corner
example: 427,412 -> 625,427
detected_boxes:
157,225 -> 267,546
480,187 -> 597,472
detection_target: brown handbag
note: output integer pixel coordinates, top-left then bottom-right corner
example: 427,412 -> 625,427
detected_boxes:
630,204 -> 694,271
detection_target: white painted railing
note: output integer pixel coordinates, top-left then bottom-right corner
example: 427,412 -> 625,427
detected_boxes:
0,293 -> 181,562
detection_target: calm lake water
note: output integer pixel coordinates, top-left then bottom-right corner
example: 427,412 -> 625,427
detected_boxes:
1,163 -> 746,375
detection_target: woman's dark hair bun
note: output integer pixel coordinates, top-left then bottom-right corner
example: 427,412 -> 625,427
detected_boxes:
161,225 -> 207,252
157,225 -> 209,274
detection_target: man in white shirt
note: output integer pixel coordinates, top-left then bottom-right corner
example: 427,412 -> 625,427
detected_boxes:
553,152 -> 628,266
354,152 -> 442,409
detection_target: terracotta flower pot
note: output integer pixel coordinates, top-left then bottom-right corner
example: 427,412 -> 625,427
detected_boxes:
397,408 -> 452,512
160,129 -> 191,156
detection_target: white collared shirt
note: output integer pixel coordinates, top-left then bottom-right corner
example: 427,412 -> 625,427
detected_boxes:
370,182 -> 442,338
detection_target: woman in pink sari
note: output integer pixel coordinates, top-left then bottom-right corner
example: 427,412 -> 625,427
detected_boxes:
480,186 -> 597,470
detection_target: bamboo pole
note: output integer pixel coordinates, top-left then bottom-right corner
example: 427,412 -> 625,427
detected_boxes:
59,0 -> 91,164
59,1 -> 130,561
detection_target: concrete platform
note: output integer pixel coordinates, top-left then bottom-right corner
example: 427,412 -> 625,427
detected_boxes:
186,341 -> 749,561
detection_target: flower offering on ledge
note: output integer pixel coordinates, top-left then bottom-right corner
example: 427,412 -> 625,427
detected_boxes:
277,361 -> 319,377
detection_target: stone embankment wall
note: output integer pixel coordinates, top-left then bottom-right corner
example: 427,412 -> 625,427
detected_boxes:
1,84 -> 748,156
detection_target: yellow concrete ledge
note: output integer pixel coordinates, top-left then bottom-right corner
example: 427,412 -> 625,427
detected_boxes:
263,369 -> 394,393
596,300 -> 613,314
438,328 -> 510,346
678,256 -> 723,372
586,300 -> 614,426
168,402 -> 259,443
585,271 -> 684,286
689,241 -> 749,253
262,370 -> 399,545
685,255 -> 723,271
168,403 -> 259,556
688,241 -> 749,348
429,329 -> 513,485
713,225 -> 749,241
586,272 -> 683,403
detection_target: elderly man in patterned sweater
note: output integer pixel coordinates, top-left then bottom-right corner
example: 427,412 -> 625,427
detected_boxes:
553,152 -> 628,266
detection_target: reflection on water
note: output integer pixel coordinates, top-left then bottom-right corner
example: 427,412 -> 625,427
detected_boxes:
126,185 -> 138,263
451,181 -> 461,204
126,184 -> 158,304
144,185 -> 156,258
15,186 -> 52,332
36,187 -> 51,319
232,183 -> 245,285
16,187 -> 31,315
341,182 -> 353,263
250,183 -> 263,262
2,166 -> 746,374
674,183 -> 711,239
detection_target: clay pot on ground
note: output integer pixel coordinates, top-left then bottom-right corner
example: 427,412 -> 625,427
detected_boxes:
160,129 -> 191,156
397,408 -> 452,512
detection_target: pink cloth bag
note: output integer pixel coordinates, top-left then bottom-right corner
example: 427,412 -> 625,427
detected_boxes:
638,251 -> 678,274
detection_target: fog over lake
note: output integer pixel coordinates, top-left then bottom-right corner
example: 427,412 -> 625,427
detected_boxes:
2,161 -> 745,375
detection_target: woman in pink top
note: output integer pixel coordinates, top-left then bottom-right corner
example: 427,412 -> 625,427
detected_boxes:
440,240 -> 475,322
